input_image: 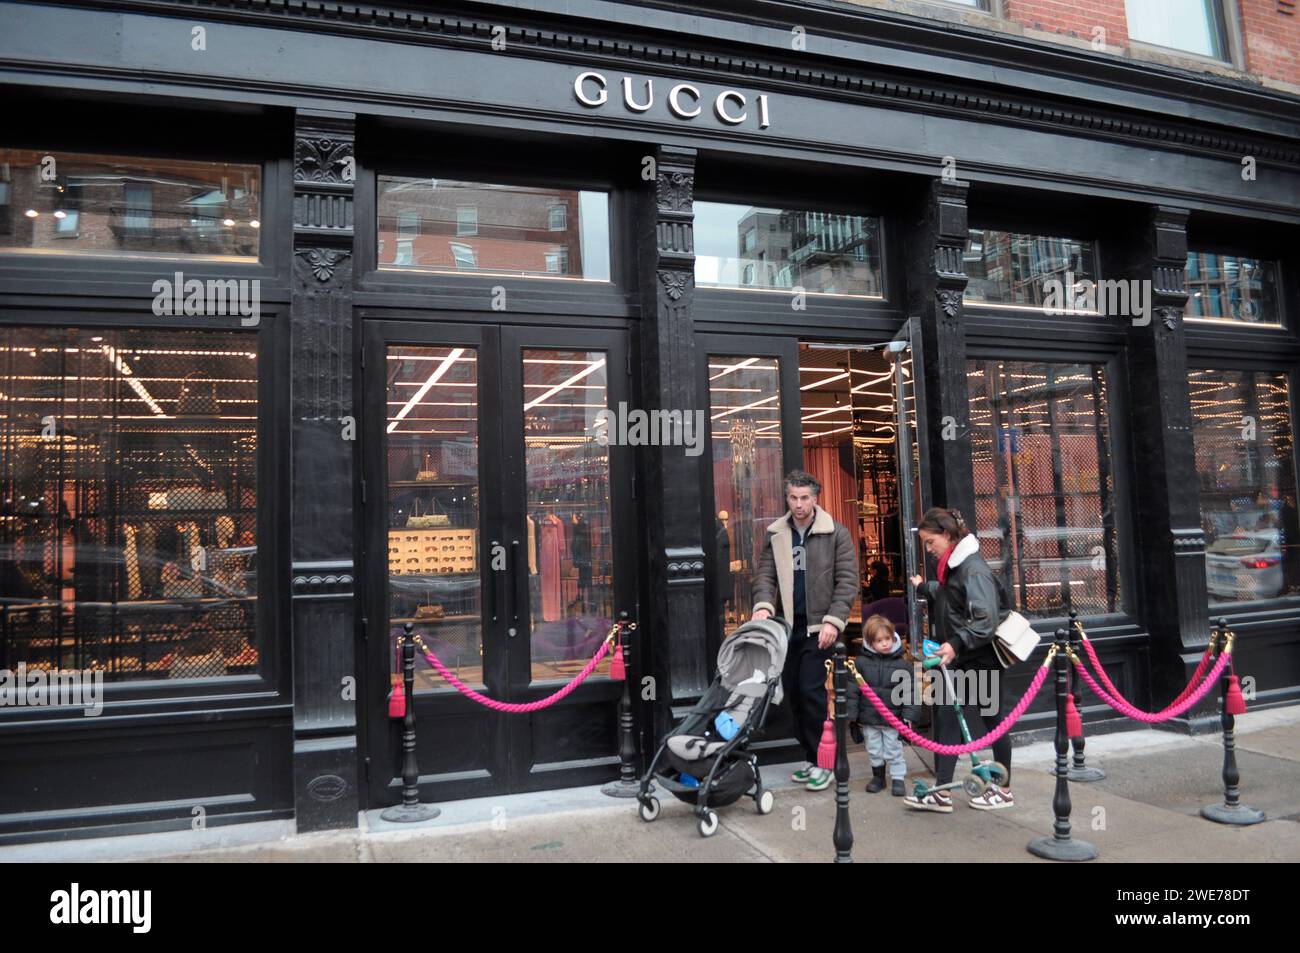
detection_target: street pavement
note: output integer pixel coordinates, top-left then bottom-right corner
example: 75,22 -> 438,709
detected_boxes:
3,706 -> 1297,863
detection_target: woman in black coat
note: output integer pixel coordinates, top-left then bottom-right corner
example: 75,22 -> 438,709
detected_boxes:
904,506 -> 1014,813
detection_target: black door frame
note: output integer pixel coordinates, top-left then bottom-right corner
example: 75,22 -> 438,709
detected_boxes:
361,317 -> 639,805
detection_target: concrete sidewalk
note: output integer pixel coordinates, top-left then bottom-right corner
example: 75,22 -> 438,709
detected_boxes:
5,707 -> 1298,863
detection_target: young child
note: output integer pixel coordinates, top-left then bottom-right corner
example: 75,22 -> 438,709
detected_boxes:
845,614 -> 918,796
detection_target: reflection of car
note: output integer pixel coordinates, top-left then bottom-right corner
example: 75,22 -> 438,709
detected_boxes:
1205,531 -> 1284,601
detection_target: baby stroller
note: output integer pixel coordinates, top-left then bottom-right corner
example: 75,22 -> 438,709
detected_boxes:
636,618 -> 788,837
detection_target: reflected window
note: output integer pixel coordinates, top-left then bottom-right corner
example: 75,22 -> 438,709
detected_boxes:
969,360 -> 1120,618
456,206 -> 477,237
377,177 -> 610,280
0,327 -> 260,683
695,202 -> 883,297
964,229 -> 1097,311
0,149 -> 260,260
709,356 -> 786,634
1191,368 -> 1300,603
1185,252 -> 1280,325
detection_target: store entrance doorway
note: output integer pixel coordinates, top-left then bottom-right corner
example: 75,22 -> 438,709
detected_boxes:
794,337 -> 923,651
701,322 -> 926,750
361,320 -> 638,806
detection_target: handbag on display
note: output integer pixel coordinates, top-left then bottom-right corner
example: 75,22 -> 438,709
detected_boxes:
415,452 -> 440,482
406,497 -> 450,528
992,609 -> 1040,668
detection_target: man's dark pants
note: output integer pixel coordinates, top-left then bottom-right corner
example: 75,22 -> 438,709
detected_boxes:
781,615 -> 832,765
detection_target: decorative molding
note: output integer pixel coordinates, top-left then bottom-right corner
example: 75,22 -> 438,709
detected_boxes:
294,189 -> 355,234
658,269 -> 692,301
1158,305 -> 1181,331
656,171 -> 694,213
51,1 -> 1300,166
1171,527 -> 1207,554
936,288 -> 962,317
294,134 -> 354,184
295,248 -> 353,283
666,546 -> 706,583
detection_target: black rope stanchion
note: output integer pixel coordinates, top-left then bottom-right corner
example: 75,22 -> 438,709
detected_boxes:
380,623 -> 441,823
1028,628 -> 1097,861
832,640 -> 853,864
1066,610 -> 1105,783
1201,619 -> 1265,826
602,612 -> 640,798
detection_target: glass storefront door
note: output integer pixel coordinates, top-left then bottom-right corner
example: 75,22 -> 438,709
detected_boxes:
363,321 -> 635,804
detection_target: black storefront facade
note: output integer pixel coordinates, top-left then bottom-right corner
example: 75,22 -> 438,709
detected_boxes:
1,0 -> 1298,843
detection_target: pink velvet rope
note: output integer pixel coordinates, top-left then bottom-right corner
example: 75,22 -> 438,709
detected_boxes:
1072,650 -> 1230,723
1080,635 -> 1212,713
418,639 -> 612,713
854,662 -> 1052,756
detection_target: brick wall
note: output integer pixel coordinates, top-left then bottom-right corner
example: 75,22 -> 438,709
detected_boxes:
839,0 -> 1300,93
1238,0 -> 1300,86
1004,0 -> 1129,49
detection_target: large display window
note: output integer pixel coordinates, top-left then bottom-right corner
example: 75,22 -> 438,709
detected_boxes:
0,327 -> 259,682
1190,367 -> 1300,603
969,359 -> 1121,618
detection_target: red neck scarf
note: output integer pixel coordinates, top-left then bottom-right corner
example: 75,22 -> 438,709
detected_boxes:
936,542 -> 956,586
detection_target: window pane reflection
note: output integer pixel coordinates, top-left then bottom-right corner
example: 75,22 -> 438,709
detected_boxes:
963,229 -> 1096,311
1185,252 -> 1280,325
523,349 -> 614,680
385,346 -> 481,690
377,177 -> 610,281
694,202 -> 882,297
709,356 -> 786,634
0,149 -> 260,260
969,360 -> 1120,618
1191,368 -> 1300,603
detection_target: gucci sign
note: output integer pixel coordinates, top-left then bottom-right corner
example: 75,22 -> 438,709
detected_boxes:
573,71 -> 771,129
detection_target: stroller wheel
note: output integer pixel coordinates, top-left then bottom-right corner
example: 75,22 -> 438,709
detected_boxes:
755,789 -> 775,815
962,776 -> 987,798
697,810 -> 719,838
638,797 -> 661,823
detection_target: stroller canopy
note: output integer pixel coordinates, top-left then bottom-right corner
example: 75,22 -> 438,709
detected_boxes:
717,618 -> 788,706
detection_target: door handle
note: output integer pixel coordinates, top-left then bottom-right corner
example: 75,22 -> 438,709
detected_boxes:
490,539 -> 503,623
509,539 -> 521,630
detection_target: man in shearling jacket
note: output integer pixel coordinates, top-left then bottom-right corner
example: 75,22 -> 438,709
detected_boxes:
752,469 -> 860,791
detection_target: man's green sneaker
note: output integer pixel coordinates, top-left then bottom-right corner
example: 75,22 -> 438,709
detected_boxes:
790,764 -> 813,783
805,768 -> 833,792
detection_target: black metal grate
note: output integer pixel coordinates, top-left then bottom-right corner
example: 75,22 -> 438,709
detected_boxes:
968,359 -> 1119,619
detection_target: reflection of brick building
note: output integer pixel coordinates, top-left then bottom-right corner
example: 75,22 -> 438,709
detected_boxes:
736,207 -> 879,294
0,149 -> 259,258
377,181 -> 583,275
964,229 -> 1087,307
